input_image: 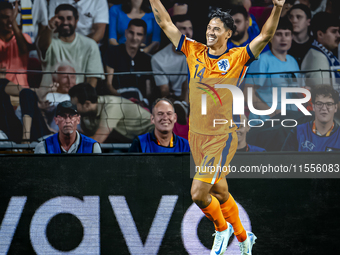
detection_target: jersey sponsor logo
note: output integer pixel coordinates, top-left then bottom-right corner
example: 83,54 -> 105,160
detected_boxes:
217,59 -> 230,72
301,140 -> 315,151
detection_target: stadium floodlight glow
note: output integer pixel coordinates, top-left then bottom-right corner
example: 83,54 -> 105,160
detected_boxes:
201,84 -> 312,116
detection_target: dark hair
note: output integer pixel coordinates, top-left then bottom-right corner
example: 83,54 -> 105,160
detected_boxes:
277,17 -> 293,32
311,85 -> 339,104
288,4 -> 311,20
68,83 -> 98,104
122,0 -> 151,14
172,14 -> 192,25
127,19 -> 147,34
152,98 -> 175,114
311,12 -> 339,37
229,5 -> 248,20
209,8 -> 236,34
0,1 -> 13,11
55,4 -> 79,20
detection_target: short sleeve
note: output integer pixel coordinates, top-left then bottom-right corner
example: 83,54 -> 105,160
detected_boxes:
176,34 -> 201,58
231,44 -> 256,67
94,0 -> 109,24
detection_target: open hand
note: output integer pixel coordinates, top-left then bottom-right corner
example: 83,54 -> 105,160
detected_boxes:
273,0 -> 285,7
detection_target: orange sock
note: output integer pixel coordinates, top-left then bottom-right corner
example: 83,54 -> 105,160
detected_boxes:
220,194 -> 247,242
201,195 -> 228,232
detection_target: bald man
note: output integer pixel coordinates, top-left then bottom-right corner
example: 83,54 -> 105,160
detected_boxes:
129,98 -> 190,153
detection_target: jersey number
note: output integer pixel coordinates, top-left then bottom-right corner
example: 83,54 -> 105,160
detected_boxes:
194,65 -> 206,82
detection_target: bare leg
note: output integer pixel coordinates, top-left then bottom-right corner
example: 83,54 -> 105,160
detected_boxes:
210,177 -> 230,204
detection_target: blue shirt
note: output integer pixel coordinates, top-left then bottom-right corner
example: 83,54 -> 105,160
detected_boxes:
129,130 -> 190,153
108,4 -> 161,45
282,121 -> 340,152
246,50 -> 301,122
248,144 -> 266,152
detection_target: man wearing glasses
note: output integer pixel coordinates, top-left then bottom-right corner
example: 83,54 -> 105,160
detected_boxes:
282,85 -> 340,151
34,101 -> 101,153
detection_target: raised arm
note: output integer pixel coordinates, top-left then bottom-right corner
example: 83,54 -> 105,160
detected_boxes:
11,1 -> 31,55
249,0 -> 285,58
149,0 -> 182,47
37,15 -> 60,59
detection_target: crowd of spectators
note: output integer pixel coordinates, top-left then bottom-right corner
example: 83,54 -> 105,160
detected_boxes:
0,0 -> 340,152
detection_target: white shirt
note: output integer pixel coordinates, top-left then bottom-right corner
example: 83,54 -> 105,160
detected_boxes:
48,0 -> 109,36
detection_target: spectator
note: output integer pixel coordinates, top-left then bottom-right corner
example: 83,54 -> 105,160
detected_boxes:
0,62 -> 77,143
69,83 -> 153,143
104,19 -> 152,105
301,12 -> 340,89
229,0 -> 261,37
37,4 -> 104,88
294,0 -> 328,17
287,4 -> 313,68
35,101 -> 101,153
19,61 -> 78,140
151,14 -> 191,103
245,17 -> 300,123
109,0 -> 160,54
129,98 -> 190,152
228,5 -> 269,52
236,115 -> 266,152
48,0 -> 109,43
282,85 -> 340,151
0,1 -> 32,88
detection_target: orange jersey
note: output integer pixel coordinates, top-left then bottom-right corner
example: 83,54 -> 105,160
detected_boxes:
177,35 -> 255,135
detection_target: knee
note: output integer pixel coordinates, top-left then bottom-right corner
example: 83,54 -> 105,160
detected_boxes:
191,186 -> 209,207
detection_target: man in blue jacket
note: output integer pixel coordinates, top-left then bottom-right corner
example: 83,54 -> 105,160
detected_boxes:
34,101 -> 101,153
129,98 -> 190,153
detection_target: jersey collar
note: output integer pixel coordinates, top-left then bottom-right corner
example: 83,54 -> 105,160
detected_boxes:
207,48 -> 229,59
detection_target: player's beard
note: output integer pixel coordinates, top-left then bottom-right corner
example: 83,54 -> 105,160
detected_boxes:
231,30 -> 245,42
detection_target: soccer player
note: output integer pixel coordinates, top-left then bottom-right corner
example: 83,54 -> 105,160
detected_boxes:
149,0 -> 285,254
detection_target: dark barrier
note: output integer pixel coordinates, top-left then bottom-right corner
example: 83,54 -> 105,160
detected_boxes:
1,153 -> 340,254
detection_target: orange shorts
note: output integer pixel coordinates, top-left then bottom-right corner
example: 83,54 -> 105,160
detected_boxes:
189,131 -> 238,185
